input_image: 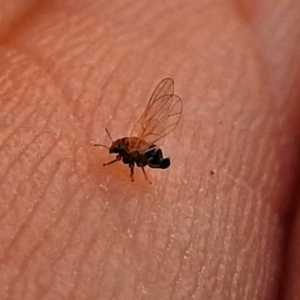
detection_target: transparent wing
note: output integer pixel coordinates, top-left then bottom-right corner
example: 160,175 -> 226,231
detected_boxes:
139,94 -> 182,145
130,78 -> 182,153
148,78 -> 174,105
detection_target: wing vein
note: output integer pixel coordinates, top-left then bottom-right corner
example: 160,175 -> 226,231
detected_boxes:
130,78 -> 182,153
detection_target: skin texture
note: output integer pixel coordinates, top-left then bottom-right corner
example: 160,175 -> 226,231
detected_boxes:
0,0 -> 300,299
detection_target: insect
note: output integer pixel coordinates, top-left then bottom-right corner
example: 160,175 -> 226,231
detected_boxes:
94,78 -> 183,183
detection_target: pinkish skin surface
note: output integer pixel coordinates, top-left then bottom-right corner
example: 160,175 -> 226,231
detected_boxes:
0,0 -> 300,299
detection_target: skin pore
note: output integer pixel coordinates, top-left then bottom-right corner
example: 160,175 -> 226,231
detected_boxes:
0,0 -> 300,299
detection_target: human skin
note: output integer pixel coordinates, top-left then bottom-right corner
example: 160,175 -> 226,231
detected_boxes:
0,0 -> 300,299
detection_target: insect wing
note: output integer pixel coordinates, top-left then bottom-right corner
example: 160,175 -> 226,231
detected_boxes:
130,78 -> 174,139
148,78 -> 174,105
131,93 -> 182,153
133,78 -> 175,132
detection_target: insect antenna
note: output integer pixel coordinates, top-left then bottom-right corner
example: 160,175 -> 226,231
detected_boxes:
93,128 -> 113,149
105,128 -> 114,142
94,143 -> 109,149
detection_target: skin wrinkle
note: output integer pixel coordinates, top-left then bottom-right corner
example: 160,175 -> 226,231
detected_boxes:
32,181 -> 84,298
171,237 -> 195,296
89,231 -> 118,299
180,192 -> 205,293
67,230 -> 98,299
36,191 -> 97,299
0,49 -> 83,147
0,131 -> 58,226
88,52 -> 151,138
3,135 -> 88,298
160,198 -> 183,297
101,54 -> 148,134
84,60 -> 119,140
0,124 -> 56,182
1,142 -> 64,265
47,190 -> 96,268
11,19 -> 157,132
187,196 -> 208,296
0,1 -> 300,300
0,119 -> 37,182
11,157 -> 77,259
4,44 -> 77,123
3,167 -> 64,298
45,196 -> 96,298
71,202 -> 120,298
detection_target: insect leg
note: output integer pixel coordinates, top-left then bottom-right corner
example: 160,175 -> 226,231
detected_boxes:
129,163 -> 135,182
141,166 -> 152,184
103,154 -> 121,166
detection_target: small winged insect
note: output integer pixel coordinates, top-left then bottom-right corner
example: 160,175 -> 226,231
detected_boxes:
94,78 -> 183,183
